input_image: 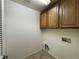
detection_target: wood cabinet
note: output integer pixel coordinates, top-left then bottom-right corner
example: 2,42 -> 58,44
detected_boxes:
76,0 -> 79,27
40,12 -> 47,28
60,0 -> 76,27
47,5 -> 58,28
40,0 -> 79,29
40,4 -> 59,29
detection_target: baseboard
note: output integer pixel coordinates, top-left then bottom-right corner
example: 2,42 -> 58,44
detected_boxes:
42,48 -> 59,59
48,51 -> 59,59
20,48 -> 42,59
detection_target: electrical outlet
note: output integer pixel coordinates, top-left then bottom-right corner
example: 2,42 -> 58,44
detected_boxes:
45,44 -> 49,51
3,55 -> 8,59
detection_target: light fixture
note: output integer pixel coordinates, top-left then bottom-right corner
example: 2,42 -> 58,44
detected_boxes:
39,0 -> 51,5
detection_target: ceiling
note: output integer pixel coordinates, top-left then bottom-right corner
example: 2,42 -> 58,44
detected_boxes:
11,0 -> 57,11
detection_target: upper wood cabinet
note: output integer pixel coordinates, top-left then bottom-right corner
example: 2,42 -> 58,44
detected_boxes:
76,0 -> 79,27
40,12 -> 47,28
40,4 -> 59,29
47,4 -> 59,28
60,0 -> 76,27
40,0 -> 79,29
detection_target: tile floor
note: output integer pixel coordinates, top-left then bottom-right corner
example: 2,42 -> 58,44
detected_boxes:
25,50 -> 55,59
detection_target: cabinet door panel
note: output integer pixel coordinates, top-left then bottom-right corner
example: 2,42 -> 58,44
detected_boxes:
61,0 -> 76,27
76,0 -> 79,27
48,5 -> 58,28
40,12 -> 47,28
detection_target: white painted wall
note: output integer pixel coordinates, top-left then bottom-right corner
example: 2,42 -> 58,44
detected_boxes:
2,0 -> 5,56
4,0 -> 43,59
43,29 -> 79,59
0,0 -> 2,56
4,0 -> 79,59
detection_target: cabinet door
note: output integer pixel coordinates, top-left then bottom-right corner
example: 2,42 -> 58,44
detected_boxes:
76,0 -> 79,27
47,5 -> 58,28
60,0 -> 76,27
40,12 -> 47,28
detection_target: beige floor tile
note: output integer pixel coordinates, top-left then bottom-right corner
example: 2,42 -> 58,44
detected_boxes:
41,51 -> 53,59
33,51 -> 43,59
25,50 -> 55,59
25,55 -> 34,59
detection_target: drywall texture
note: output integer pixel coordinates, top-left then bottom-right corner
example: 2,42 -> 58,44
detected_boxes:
43,29 -> 79,59
0,0 -> 2,56
4,0 -> 42,59
0,0 -> 1,16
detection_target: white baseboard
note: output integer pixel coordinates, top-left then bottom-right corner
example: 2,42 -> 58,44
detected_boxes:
42,48 -> 59,59
20,48 -> 59,59
48,51 -> 59,59
20,48 -> 42,59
